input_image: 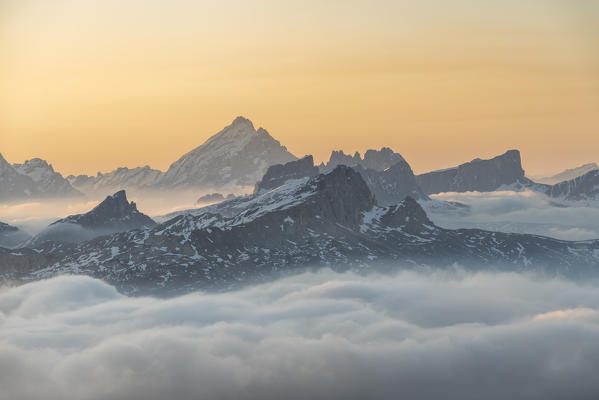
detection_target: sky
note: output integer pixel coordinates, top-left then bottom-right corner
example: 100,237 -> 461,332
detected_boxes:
1,0 -> 598,176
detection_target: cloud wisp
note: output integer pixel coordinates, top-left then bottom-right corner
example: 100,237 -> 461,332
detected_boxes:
1,269 -> 599,399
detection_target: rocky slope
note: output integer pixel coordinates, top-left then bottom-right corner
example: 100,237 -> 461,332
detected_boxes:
255,154 -> 426,205
416,150 -> 532,195
534,163 -> 599,185
3,166 -> 598,295
0,154 -> 82,202
543,170 -> 599,201
13,158 -> 82,198
157,116 -> 297,189
28,190 -> 156,245
68,166 -> 163,197
254,155 -> 319,193
353,161 -> 429,206
0,153 -> 41,202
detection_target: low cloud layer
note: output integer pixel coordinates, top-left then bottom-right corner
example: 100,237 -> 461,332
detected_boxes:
1,269 -> 599,399
429,190 -> 599,240
0,189 -> 239,236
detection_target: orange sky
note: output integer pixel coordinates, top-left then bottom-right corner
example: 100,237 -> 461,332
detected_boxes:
1,0 -> 598,176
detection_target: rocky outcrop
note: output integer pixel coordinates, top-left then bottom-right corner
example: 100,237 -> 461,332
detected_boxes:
321,147 -> 407,172
255,153 -> 426,205
416,150 -> 529,195
29,190 -> 156,245
254,155 -> 319,194
353,160 -> 428,206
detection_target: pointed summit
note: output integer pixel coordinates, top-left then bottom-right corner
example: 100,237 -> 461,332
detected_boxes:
159,117 -> 296,188
13,157 -> 82,198
30,190 -> 156,245
231,115 -> 254,128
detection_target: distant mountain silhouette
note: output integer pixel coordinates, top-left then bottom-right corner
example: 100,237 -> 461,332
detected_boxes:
5,166 -> 599,295
533,163 -> 599,185
0,154 -> 81,202
416,150 -> 531,195
68,166 -> 162,197
157,116 -> 297,189
29,190 -> 156,245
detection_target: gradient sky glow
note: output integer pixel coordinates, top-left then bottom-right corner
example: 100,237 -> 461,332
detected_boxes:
1,0 -> 598,176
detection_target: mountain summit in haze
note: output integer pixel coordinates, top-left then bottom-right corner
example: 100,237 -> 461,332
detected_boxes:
0,153 -> 81,202
13,158 -> 82,198
29,190 -> 156,245
533,163 -> 599,185
158,116 -> 297,189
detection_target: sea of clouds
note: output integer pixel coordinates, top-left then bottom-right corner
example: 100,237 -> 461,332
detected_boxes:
1,269 -> 599,399
428,190 -> 599,240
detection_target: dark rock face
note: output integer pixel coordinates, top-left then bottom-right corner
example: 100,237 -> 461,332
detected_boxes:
3,166 -> 599,296
256,152 -> 425,206
254,155 -> 319,194
543,170 -> 599,201
416,150 -> 528,195
158,117 -> 297,188
29,190 -> 156,244
322,147 -> 407,172
305,165 -> 376,227
353,160 -> 429,206
0,222 -> 31,248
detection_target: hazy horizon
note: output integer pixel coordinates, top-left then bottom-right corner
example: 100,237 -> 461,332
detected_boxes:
2,1 -> 598,177
5,114 -> 599,178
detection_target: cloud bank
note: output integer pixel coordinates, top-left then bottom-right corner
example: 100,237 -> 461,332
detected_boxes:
428,190 -> 599,240
1,269 -> 599,399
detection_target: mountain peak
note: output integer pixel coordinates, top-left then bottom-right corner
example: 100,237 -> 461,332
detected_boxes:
323,147 -> 407,172
90,189 -> 134,216
0,153 -> 11,169
254,155 -> 319,193
31,190 -> 155,245
416,149 -> 526,195
158,117 -> 296,188
231,116 -> 254,129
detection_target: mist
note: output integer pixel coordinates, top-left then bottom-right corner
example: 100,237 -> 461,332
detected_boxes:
1,269 -> 599,400
0,188 -> 249,236
428,190 -> 599,240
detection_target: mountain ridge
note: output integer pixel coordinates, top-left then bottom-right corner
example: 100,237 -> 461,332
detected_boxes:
3,166 -> 598,296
